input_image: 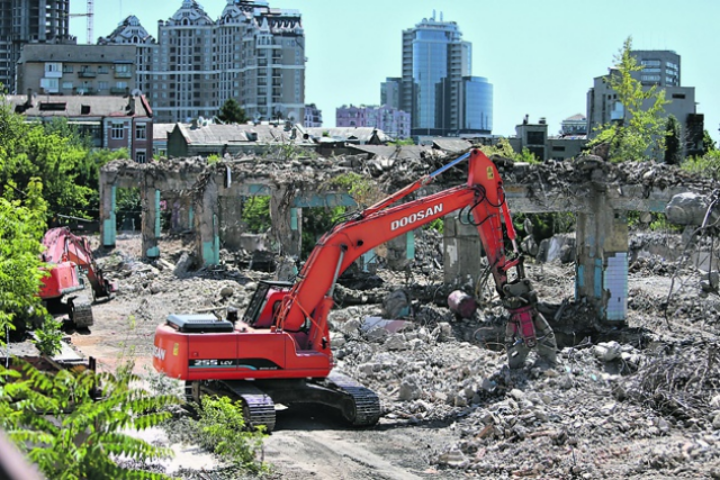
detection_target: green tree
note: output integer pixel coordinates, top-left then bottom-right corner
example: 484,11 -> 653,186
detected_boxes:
588,37 -> 669,162
0,360 -> 179,480
217,98 -> 248,124
0,103 -> 94,219
0,178 -> 51,340
664,115 -> 682,165
703,130 -> 716,154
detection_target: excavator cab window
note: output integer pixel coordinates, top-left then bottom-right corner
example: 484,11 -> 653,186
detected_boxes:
243,280 -> 293,327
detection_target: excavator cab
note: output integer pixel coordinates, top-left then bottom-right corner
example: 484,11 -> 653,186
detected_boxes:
243,280 -> 293,328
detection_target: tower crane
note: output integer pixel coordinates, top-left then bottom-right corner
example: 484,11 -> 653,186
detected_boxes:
68,0 -> 94,44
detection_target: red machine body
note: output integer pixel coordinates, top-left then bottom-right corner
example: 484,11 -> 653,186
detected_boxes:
39,227 -> 116,327
154,149 -> 553,383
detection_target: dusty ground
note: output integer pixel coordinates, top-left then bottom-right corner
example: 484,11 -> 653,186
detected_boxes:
68,230 -> 720,479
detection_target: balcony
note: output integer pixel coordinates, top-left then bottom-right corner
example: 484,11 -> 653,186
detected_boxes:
110,87 -> 128,95
114,71 -> 133,79
79,70 -> 97,78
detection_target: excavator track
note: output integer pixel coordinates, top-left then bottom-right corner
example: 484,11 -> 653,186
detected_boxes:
69,297 -> 93,328
326,371 -> 381,427
220,380 -> 277,433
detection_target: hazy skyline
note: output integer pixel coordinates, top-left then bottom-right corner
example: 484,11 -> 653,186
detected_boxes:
70,0 -> 719,140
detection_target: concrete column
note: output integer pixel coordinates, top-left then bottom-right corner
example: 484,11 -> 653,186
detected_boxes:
575,191 -> 629,323
386,234 -> 409,271
141,188 -> 160,259
194,176 -> 220,266
218,196 -> 245,250
99,180 -> 116,248
443,216 -> 483,286
270,187 -> 301,258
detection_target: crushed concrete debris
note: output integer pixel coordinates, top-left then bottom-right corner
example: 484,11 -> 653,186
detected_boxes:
87,154 -> 720,478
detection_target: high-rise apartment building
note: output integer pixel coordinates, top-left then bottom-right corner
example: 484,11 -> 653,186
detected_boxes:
0,0 -> 74,92
386,14 -> 492,138
100,0 -> 305,124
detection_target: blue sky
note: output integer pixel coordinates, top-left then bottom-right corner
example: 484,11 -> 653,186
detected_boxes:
71,0 -> 719,140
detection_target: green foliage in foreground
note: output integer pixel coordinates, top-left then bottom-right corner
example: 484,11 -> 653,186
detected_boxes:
0,178 -> 52,341
0,360 -> 180,480
196,395 -> 268,473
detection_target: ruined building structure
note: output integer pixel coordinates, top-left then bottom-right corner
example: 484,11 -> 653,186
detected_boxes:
100,0 -> 305,124
382,12 -> 493,139
0,0 -> 74,91
98,150 -> 715,325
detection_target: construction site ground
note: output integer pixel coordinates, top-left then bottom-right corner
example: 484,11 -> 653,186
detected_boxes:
67,231 -> 720,479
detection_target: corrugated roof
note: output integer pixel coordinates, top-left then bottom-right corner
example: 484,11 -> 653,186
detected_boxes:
4,94 -> 151,118
153,123 -> 176,141
175,123 -> 309,145
305,127 -> 389,143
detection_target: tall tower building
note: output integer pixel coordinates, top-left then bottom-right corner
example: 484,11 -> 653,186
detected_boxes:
0,0 -> 74,92
393,13 -> 492,137
100,0 -> 305,124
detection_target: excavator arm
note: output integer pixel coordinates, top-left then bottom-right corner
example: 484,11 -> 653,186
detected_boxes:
41,227 -> 115,300
273,149 -> 557,365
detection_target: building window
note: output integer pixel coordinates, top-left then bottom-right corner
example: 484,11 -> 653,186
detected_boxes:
135,123 -> 146,139
135,150 -> 146,164
98,81 -> 108,90
40,78 -> 59,93
115,81 -> 128,89
98,65 -> 109,74
45,62 -> 62,74
62,64 -> 74,73
111,123 -> 124,140
62,81 -> 73,90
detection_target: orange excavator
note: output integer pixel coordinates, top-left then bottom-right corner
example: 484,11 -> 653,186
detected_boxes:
153,149 -> 557,431
39,227 -> 116,328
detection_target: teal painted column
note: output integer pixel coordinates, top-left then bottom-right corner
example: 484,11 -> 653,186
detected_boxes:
202,214 -> 220,265
575,192 -> 629,323
406,230 -> 415,260
102,185 -> 117,247
195,176 -> 220,266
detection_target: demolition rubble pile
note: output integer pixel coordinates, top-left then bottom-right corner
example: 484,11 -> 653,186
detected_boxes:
95,154 -> 720,479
